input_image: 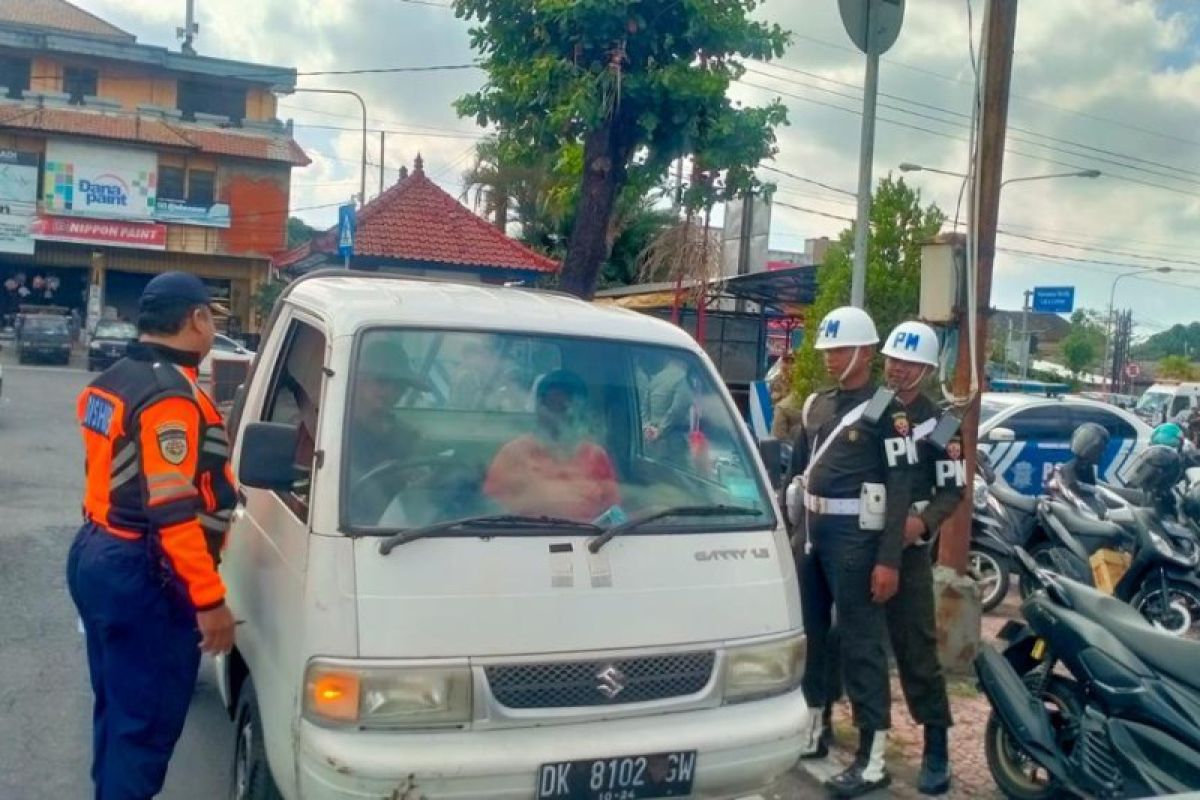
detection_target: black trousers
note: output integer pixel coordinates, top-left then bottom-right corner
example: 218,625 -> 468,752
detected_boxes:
820,543 -> 953,728
799,513 -> 891,732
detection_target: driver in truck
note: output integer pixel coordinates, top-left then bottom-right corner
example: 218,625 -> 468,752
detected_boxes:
349,338 -> 428,485
484,368 -> 620,522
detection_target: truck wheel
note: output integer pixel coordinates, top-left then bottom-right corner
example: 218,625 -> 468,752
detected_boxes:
231,679 -> 282,800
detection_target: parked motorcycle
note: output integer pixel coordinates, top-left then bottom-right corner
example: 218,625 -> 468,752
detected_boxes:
976,547 -> 1200,799
970,450 -> 1041,613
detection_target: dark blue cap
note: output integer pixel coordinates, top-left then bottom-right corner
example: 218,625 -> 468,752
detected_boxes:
140,271 -> 212,310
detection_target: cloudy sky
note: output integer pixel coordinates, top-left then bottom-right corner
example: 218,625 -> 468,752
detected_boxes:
75,0 -> 1200,330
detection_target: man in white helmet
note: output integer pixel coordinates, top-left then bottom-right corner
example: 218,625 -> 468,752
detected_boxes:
880,320 -> 963,794
781,305 -> 912,797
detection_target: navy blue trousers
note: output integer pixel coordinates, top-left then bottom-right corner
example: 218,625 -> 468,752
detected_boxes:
67,523 -> 201,800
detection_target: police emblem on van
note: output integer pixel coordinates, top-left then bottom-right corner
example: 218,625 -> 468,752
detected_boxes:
156,423 -> 189,465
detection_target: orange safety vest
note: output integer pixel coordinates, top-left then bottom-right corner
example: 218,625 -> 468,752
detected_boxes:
78,341 -> 236,610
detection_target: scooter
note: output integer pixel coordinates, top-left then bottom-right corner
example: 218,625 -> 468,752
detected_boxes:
976,547 -> 1200,799
971,451 -> 1039,613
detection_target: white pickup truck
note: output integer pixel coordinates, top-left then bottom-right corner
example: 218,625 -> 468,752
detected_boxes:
216,270 -> 807,800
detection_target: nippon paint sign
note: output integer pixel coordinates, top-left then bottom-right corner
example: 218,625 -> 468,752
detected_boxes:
43,141 -> 157,221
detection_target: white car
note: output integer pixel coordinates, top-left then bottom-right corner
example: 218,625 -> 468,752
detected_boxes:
217,273 -> 807,800
199,332 -> 254,379
979,392 -> 1152,495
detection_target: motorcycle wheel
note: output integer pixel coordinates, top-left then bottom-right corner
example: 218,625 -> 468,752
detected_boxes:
969,547 -> 1010,613
1132,580 -> 1200,640
985,673 -> 1082,800
1018,542 -> 1060,601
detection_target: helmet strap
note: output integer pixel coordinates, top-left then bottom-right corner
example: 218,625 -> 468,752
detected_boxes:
839,347 -> 862,386
905,365 -> 931,393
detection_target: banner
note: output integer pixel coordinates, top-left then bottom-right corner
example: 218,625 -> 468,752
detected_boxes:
31,215 -> 167,250
43,141 -> 157,220
154,198 -> 231,228
0,150 -> 38,254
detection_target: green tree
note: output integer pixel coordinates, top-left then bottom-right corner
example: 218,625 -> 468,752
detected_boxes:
454,0 -> 790,298
791,176 -> 945,397
1132,322 -> 1200,360
286,216 -> 316,248
1158,354 -> 1198,381
1060,309 -> 1107,379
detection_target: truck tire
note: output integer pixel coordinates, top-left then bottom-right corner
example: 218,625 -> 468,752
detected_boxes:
230,679 -> 282,800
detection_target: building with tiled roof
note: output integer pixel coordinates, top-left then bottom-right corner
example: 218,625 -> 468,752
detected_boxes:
276,156 -> 558,283
0,0 -> 309,335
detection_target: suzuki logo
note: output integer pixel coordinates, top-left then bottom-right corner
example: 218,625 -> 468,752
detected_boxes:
595,664 -> 627,699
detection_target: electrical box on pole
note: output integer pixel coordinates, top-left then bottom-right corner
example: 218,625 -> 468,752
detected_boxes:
918,235 -> 964,323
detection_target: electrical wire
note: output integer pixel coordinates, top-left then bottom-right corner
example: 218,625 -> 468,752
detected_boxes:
760,165 -> 856,198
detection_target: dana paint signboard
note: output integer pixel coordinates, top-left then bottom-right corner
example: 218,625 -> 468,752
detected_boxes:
43,141 -> 157,221
31,215 -> 167,250
0,150 -> 38,254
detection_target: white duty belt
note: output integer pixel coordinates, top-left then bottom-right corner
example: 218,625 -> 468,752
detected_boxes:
804,492 -> 861,516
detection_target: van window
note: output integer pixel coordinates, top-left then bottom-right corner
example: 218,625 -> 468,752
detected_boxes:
1171,395 -> 1191,417
343,329 -> 774,534
261,320 -> 327,519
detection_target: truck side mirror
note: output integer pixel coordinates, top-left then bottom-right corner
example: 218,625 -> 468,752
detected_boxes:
758,437 -> 782,487
238,422 -> 301,491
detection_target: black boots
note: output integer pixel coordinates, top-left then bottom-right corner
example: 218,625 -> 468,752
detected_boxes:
825,729 -> 890,798
917,725 -> 951,795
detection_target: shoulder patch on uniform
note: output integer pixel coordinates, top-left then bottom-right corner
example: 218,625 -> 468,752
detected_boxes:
82,393 -> 116,436
156,422 -> 189,465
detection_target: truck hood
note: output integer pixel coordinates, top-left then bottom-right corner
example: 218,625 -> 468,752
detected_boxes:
352,530 -> 798,658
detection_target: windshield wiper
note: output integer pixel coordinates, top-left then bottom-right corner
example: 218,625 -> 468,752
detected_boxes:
379,514 -> 602,555
588,504 -> 765,553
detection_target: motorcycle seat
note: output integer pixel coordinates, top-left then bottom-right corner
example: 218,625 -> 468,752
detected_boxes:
1103,484 -> 1149,506
1059,579 -> 1200,691
992,479 -> 1037,515
1046,501 -> 1126,541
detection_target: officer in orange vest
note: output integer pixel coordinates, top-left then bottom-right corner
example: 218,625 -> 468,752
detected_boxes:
67,272 -> 237,799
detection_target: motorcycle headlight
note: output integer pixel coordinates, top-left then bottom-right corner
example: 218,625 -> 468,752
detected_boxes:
973,477 -> 990,510
303,659 -> 472,729
722,635 -> 805,703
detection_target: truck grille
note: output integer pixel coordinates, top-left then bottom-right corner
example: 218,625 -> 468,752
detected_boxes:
486,652 -> 715,709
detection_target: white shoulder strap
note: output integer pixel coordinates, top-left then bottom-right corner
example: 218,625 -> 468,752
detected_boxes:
801,392 -> 817,430
804,399 -> 870,479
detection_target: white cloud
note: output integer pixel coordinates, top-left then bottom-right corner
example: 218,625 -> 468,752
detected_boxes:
73,0 -> 1200,326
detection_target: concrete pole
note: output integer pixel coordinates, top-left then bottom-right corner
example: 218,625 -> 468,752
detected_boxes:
849,7 -> 879,308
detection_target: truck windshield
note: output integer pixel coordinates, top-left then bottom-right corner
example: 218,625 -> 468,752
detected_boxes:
1136,391 -> 1170,416
343,328 -> 775,535
24,316 -> 68,334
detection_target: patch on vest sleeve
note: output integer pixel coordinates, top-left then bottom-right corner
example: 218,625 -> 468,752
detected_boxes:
156,423 -> 189,465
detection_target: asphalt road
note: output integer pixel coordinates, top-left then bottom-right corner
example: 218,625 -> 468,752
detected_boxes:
0,357 -> 233,800
0,350 -> 817,800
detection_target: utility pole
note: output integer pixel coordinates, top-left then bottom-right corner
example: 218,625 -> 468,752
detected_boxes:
849,22 -> 879,309
938,0 -> 1018,575
1019,289 -> 1032,379
379,130 -> 386,197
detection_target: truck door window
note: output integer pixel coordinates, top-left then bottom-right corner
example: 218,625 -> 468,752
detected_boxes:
262,320 -> 327,519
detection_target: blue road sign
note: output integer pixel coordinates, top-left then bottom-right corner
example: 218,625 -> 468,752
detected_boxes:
1032,286 -> 1074,314
337,204 -> 356,259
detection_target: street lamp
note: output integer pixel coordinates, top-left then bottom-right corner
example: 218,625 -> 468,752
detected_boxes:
1104,266 -> 1172,389
898,162 -> 1102,189
283,87 -> 368,207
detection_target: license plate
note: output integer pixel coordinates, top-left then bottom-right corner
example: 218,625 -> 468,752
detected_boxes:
1031,638 -> 1046,661
537,751 -> 696,800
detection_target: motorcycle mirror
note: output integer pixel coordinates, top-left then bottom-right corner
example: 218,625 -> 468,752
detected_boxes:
987,427 -> 1016,443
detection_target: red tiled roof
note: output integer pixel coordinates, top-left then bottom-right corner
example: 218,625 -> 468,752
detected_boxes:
0,0 -> 134,41
0,104 -> 310,166
283,159 -> 557,273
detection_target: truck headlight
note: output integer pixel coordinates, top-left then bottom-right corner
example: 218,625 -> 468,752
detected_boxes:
303,660 -> 472,729
89,341 -> 102,351
722,635 -> 805,703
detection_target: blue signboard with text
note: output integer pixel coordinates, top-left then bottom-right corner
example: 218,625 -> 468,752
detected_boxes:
1032,286 -> 1074,314
337,204 -> 356,259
